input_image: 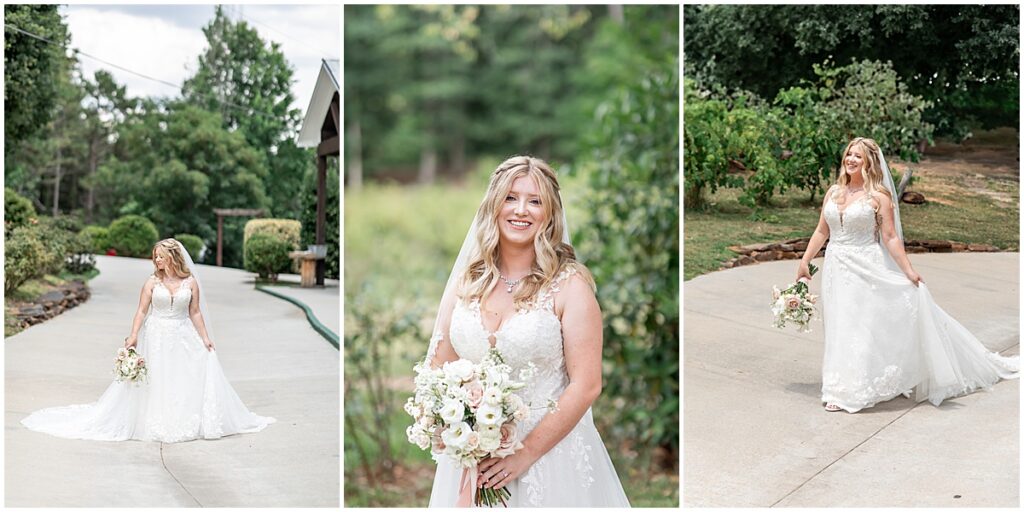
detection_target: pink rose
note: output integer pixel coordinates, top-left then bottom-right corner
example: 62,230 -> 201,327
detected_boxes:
466,379 -> 484,409
494,423 -> 522,458
786,297 -> 801,310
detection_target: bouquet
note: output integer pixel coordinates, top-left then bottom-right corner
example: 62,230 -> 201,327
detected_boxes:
113,347 -> 148,384
406,348 -> 552,507
771,263 -> 820,333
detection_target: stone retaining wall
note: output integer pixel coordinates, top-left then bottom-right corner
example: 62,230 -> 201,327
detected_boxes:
722,238 -> 1000,269
14,281 -> 91,329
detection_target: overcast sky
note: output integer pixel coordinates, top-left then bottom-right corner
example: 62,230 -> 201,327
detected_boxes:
60,4 -> 339,117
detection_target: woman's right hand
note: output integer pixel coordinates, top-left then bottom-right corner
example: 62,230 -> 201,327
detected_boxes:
124,335 -> 138,349
796,261 -> 813,282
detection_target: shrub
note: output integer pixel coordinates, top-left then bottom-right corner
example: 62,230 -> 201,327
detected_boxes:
243,219 -> 301,248
577,64 -> 679,466
5,187 -> 36,235
107,214 -> 159,257
243,233 -> 292,280
5,226 -> 48,294
66,231 -> 97,274
79,226 -> 110,254
174,233 -> 204,261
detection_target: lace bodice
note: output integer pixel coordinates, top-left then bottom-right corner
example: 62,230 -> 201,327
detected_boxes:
824,194 -> 879,247
150,275 -> 193,319
448,267 -> 578,432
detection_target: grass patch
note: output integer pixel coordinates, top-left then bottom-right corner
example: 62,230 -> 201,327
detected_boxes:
685,167 -> 1019,280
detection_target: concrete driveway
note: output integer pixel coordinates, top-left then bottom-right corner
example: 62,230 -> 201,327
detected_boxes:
684,253 -> 1019,507
6,256 -> 339,507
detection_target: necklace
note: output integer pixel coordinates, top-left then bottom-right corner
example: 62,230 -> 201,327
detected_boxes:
498,274 -> 523,293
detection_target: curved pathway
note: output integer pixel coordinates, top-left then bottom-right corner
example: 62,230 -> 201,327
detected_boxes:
684,253 -> 1019,507
5,256 -> 339,507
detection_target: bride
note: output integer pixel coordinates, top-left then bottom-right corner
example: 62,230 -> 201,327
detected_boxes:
797,137 -> 1019,413
425,156 -> 630,507
21,238 -> 275,442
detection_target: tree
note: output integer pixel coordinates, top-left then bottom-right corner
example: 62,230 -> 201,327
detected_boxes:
684,4 -> 1019,137
4,5 -> 68,147
92,103 -> 269,267
183,6 -> 311,218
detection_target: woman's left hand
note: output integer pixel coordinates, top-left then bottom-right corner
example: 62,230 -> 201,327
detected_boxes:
477,448 -> 538,490
204,339 -> 215,351
906,270 -> 923,287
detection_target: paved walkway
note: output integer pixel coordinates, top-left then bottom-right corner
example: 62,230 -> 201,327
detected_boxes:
5,256 -> 339,507
684,253 -> 1019,507
264,274 -> 340,337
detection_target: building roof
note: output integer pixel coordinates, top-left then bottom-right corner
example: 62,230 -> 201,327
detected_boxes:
297,58 -> 340,148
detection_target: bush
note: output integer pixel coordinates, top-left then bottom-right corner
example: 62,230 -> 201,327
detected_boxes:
79,226 -> 110,253
243,218 -> 301,248
5,226 -> 49,294
66,231 -> 97,274
683,59 -> 934,207
107,214 -> 159,257
33,217 -> 76,275
5,187 -> 36,235
174,233 -> 204,261
577,63 -> 679,467
243,233 -> 292,280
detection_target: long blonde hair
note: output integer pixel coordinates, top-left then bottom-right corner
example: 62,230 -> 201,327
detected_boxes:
458,156 -> 594,308
151,238 -> 192,280
833,137 -> 892,203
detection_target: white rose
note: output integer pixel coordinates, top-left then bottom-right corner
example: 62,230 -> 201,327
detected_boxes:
442,421 -> 472,450
479,433 -> 501,452
476,403 -> 504,426
443,359 -> 475,383
439,398 -> 465,424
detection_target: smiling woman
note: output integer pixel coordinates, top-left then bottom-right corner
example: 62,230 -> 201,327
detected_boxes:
419,156 -> 631,507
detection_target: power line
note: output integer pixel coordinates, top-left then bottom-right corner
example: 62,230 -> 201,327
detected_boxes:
235,10 -> 337,59
4,22 -> 284,121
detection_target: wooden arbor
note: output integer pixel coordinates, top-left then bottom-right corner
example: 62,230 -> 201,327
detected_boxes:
213,208 -> 264,266
297,59 -> 340,286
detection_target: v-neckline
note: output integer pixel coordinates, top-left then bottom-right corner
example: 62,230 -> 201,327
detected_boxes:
475,296 -> 520,348
157,276 -> 189,304
833,193 -> 869,215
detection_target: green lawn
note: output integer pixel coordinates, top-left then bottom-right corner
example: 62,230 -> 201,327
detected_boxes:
685,160 -> 1020,280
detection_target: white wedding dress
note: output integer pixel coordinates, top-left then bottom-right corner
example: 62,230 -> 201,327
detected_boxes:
21,275 -> 275,442
428,268 -> 631,507
820,195 -> 1019,412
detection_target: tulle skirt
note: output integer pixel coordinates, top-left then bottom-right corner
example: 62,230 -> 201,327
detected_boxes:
21,316 -> 274,442
821,244 -> 1018,413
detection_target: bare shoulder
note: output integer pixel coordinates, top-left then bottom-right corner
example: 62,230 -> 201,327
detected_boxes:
554,263 -> 599,313
869,189 -> 892,210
